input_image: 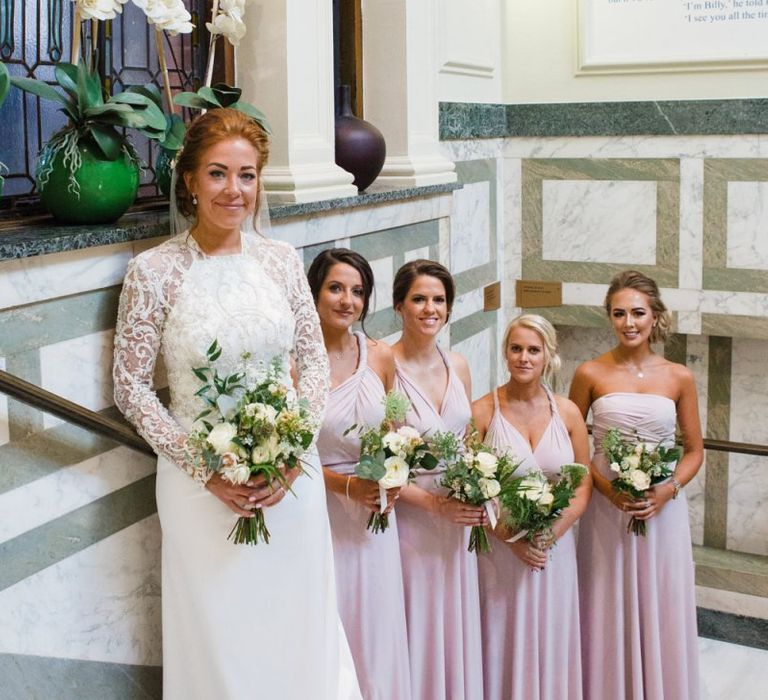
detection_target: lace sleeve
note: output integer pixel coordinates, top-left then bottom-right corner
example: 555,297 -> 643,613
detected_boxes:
113,254 -> 210,484
284,245 -> 330,430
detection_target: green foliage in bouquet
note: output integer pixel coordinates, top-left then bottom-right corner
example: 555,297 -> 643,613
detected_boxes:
500,463 -> 587,545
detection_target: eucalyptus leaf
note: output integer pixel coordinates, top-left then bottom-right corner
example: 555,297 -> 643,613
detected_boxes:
355,456 -> 387,482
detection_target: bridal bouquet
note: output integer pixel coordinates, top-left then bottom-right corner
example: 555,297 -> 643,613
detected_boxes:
188,341 -> 315,545
347,391 -> 438,534
602,427 -> 680,536
437,430 -> 520,554
500,463 -> 587,546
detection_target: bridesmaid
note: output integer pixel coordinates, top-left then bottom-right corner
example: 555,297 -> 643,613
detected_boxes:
473,314 -> 592,700
308,248 -> 411,700
390,259 -> 485,700
570,270 -> 703,700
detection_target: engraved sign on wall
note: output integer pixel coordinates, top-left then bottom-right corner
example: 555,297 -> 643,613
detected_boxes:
578,0 -> 768,73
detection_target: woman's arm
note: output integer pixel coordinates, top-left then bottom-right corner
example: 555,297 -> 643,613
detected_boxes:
113,255 -> 210,483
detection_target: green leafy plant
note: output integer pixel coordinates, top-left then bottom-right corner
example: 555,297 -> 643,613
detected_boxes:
0,62 -> 10,190
174,83 -> 272,134
9,61 -> 167,195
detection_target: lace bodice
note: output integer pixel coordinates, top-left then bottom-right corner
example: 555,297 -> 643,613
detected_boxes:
113,232 -> 329,482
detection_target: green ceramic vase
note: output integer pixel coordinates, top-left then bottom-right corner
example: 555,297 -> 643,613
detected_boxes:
155,146 -> 177,197
38,138 -> 139,224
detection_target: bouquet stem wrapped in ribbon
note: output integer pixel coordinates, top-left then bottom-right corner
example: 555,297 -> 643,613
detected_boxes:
602,428 -> 680,536
500,463 -> 588,547
189,341 -> 315,545
347,391 -> 438,534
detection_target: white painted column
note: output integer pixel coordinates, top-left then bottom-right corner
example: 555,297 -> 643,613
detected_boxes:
238,0 -> 357,203
362,0 -> 457,187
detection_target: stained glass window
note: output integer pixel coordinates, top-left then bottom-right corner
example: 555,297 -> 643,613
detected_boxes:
0,0 -> 209,216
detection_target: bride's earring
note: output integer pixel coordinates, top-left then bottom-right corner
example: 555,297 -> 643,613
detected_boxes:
192,194 -> 198,206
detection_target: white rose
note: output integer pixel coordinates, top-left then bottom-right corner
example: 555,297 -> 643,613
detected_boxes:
396,426 -> 421,442
519,475 -> 544,501
221,458 -> 250,485
623,454 -> 640,470
251,402 -> 278,424
628,469 -> 651,491
206,422 -> 238,455
76,0 -> 128,22
380,455 -> 409,488
539,490 -> 554,506
610,461 -> 621,473
634,443 -> 645,455
206,11 -> 246,46
478,477 -> 500,499
382,431 -> 407,455
474,451 -> 498,478
251,433 -> 280,464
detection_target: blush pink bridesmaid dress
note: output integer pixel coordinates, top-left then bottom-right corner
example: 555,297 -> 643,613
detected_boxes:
480,387 -> 583,700
393,346 -> 484,700
317,332 -> 411,700
577,392 -> 699,700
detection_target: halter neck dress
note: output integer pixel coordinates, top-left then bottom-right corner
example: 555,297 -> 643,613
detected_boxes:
577,392 -> 699,700
317,332 -> 411,700
393,346 -> 484,700
480,387 -> 583,700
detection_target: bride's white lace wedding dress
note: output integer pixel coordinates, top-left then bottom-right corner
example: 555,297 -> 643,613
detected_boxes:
113,232 -> 361,699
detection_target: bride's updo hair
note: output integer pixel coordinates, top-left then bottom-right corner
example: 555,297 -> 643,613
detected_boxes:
604,270 -> 671,344
174,108 -> 270,219
502,314 -> 561,388
307,248 -> 376,329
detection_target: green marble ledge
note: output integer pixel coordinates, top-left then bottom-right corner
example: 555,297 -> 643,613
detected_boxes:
0,182 -> 461,262
440,99 -> 768,140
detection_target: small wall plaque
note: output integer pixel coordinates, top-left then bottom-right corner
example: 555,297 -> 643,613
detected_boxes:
515,280 -> 562,308
483,282 -> 501,311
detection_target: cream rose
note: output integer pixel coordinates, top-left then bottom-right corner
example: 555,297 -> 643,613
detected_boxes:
380,455 -> 409,488
478,477 -> 501,499
623,454 -> 641,470
206,422 -> 238,455
474,450 -> 498,478
382,431 -> 407,455
610,461 -> 621,473
628,469 -> 650,491
220,453 -> 250,485
251,433 -> 280,464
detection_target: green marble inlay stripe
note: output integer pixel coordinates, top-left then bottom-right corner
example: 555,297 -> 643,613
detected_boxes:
451,310 -> 497,347
0,474 -> 157,591
521,159 -> 680,288
703,336 -> 731,549
523,305 -> 609,329
456,158 -> 497,187
364,308 -> 399,340
6,352 -> 43,442
703,159 -> 768,292
0,653 -> 161,700
694,545 -> 768,597
454,262 -> 497,297
664,333 -> 688,366
350,221 -> 439,261
702,314 -> 768,341
0,287 -> 121,356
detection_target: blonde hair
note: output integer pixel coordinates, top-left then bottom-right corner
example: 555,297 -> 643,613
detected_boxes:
604,270 -> 671,344
502,314 -> 561,388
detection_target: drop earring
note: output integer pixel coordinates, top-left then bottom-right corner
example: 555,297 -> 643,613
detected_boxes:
192,194 -> 198,205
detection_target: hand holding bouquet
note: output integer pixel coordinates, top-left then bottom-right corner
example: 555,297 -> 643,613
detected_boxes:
437,430 -> 520,554
500,463 -> 587,548
602,427 -> 680,536
347,391 -> 438,533
189,341 -> 315,545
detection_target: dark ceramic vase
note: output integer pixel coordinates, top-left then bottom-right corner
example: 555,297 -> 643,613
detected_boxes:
155,146 -> 177,197
38,138 -> 139,224
334,85 -> 386,192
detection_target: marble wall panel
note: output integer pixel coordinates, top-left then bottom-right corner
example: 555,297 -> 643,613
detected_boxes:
369,256 -> 395,314
0,516 -> 161,665
451,181 -> 491,274
542,180 -> 657,265
38,330 -> 116,430
0,356 -> 7,448
726,181 -> 768,271
453,327 -> 493,401
679,158 -> 704,291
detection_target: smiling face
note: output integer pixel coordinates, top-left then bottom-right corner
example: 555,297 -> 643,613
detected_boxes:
608,287 -> 657,348
184,136 -> 260,236
315,263 -> 366,332
397,274 -> 449,338
505,325 -> 546,385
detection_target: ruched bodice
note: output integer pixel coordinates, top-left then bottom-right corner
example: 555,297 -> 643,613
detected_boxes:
317,333 -> 386,475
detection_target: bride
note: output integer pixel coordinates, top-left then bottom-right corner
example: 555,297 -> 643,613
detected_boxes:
113,108 -> 360,699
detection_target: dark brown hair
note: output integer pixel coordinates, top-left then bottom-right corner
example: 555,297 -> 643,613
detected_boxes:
306,248 -> 375,327
392,259 -> 455,316
174,108 -> 270,220
605,270 -> 671,344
